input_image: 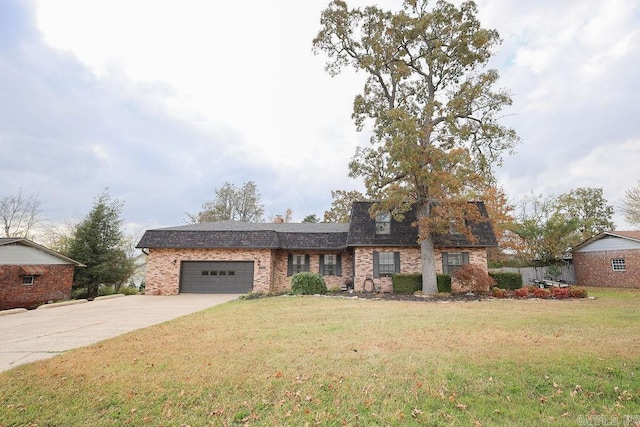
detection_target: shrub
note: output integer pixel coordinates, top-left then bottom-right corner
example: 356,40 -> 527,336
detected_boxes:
532,287 -> 551,299
437,274 -> 452,293
71,287 -> 88,300
391,274 -> 451,293
491,287 -> 508,298
453,265 -> 496,293
98,285 -> 116,297
551,287 -> 571,299
118,286 -> 139,295
489,272 -> 523,290
393,274 -> 422,294
513,287 -> 529,298
569,287 -> 588,298
291,272 -> 327,295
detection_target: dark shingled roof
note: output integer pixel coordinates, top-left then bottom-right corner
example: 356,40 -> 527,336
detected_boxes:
347,201 -> 498,248
136,221 -> 349,250
136,203 -> 498,250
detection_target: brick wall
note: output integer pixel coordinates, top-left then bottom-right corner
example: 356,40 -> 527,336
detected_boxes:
145,246 -> 489,295
145,248 -> 274,295
0,264 -> 75,310
271,251 -> 354,292
353,247 -> 488,292
573,250 -> 640,288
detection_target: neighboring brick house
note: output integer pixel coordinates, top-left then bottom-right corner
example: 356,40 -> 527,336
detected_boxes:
136,201 -> 498,295
0,238 -> 85,310
572,231 -> 640,289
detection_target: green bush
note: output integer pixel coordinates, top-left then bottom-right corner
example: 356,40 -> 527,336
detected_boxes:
98,285 -> 116,296
392,274 -> 422,294
71,288 -> 88,300
118,286 -> 139,295
291,272 -> 327,295
489,272 -> 523,290
392,274 -> 451,293
437,274 -> 452,293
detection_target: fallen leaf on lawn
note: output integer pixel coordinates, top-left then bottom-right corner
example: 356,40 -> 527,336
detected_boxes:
456,403 -> 467,410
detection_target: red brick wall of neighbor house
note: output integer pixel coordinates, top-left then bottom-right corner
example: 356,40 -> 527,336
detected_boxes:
0,264 -> 75,310
145,248 -> 275,295
573,250 -> 640,288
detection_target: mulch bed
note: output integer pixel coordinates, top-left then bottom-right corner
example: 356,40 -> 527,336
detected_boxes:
326,291 -> 486,302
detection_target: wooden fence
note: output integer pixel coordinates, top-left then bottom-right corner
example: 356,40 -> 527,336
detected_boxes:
490,265 -> 576,286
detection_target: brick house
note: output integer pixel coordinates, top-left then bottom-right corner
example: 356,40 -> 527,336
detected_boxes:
572,231 -> 640,289
136,201 -> 498,295
0,238 -> 85,310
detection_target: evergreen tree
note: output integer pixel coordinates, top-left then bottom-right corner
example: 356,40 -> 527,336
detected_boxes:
67,190 -> 135,299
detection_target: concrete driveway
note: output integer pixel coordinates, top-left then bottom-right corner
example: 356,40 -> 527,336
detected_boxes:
0,294 -> 239,373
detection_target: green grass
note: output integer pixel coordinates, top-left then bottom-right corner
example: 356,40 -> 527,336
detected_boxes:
1,289 -> 639,426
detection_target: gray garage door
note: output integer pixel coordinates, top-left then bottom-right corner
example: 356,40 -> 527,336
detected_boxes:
180,261 -> 254,293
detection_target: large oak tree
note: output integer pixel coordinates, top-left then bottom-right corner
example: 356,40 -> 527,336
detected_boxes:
314,0 -> 519,292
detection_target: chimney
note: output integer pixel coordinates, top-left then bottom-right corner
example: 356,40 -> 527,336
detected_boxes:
274,215 -> 284,224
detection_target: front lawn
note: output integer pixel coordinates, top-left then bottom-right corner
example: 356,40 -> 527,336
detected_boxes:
1,288 -> 639,426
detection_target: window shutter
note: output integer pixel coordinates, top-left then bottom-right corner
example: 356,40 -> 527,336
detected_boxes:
442,252 -> 448,275
394,252 -> 401,273
319,255 -> 325,275
373,251 -> 380,278
287,254 -> 293,276
304,254 -> 310,272
336,254 -> 342,276
462,252 -> 470,265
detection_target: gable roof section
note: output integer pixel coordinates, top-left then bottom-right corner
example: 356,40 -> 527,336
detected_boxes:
136,221 -> 350,250
572,231 -> 640,252
346,202 -> 420,247
346,201 -> 498,248
0,238 -> 86,266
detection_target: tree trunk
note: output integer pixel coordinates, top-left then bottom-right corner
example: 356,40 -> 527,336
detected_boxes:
418,202 -> 438,294
421,234 -> 438,294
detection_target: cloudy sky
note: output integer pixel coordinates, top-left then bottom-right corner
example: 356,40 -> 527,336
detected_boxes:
1,0 -> 639,234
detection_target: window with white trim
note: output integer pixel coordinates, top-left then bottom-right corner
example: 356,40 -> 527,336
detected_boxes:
612,258 -> 626,271
442,252 -> 470,275
373,251 -> 400,278
287,254 -> 310,276
375,212 -> 391,235
323,254 -> 336,276
22,275 -> 34,285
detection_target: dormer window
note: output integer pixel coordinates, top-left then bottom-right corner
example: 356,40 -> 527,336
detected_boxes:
449,219 -> 463,235
375,212 -> 391,235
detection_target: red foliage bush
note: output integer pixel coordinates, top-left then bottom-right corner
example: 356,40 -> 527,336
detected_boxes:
453,264 -> 496,293
569,287 -> 588,298
491,287 -> 508,298
532,287 -> 551,299
513,287 -> 529,298
552,287 -> 571,299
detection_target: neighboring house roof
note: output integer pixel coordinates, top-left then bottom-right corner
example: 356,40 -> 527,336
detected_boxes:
136,202 -> 498,250
572,231 -> 640,253
0,238 -> 86,266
